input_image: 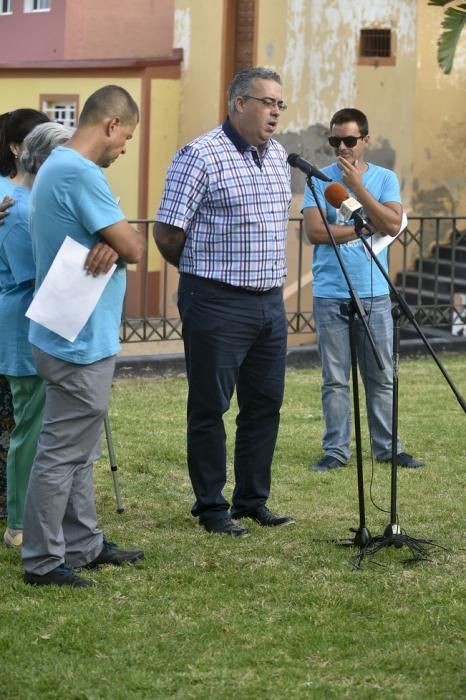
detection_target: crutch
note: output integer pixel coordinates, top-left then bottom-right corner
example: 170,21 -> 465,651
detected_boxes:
103,411 -> 124,513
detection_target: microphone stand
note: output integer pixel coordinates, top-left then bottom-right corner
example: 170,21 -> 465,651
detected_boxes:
351,213 -> 466,567
307,175 -> 384,549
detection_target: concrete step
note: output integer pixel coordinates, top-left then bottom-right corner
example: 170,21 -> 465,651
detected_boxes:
401,272 -> 466,295
432,243 -> 466,263
401,288 -> 453,307
414,258 -> 466,278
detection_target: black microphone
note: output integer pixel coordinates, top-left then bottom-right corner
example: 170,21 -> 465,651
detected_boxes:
287,153 -> 332,183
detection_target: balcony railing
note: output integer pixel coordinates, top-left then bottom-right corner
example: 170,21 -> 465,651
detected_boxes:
121,216 -> 466,343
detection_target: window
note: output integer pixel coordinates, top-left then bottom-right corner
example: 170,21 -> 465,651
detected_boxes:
0,0 -> 12,14
24,0 -> 51,12
41,96 -> 78,127
359,28 -> 396,66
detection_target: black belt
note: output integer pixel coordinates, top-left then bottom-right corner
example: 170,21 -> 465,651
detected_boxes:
181,273 -> 279,295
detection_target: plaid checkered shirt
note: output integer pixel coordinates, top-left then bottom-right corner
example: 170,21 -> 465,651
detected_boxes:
156,119 -> 291,291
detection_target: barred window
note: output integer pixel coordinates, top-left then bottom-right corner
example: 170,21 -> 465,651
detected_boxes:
41,97 -> 78,127
359,28 -> 395,66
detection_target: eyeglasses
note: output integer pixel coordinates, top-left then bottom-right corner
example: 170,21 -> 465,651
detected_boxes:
328,135 -> 365,148
243,95 -> 288,112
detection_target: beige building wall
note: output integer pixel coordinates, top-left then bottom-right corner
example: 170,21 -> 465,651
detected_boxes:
174,0 -> 225,145
167,0 -> 465,341
0,76 -> 141,220
148,78 -> 181,270
413,2 -> 466,217
251,0 -> 421,331
253,1 -> 418,205
174,0 -> 465,218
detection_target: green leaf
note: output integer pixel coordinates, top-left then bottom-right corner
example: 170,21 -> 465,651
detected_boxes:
437,5 -> 466,73
429,0 -> 456,7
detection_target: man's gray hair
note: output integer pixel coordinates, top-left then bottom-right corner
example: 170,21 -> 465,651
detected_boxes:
20,122 -> 75,175
227,67 -> 282,115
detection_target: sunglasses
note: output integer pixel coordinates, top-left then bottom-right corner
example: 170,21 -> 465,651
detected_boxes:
328,135 -> 365,148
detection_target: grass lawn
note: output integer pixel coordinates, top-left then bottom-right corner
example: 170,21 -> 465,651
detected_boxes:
1,353 -> 465,699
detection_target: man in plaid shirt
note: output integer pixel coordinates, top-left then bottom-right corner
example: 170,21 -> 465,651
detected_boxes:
155,67 -> 295,537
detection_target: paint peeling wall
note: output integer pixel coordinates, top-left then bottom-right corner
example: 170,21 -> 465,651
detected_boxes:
255,0 -> 419,209
259,0 -> 418,128
174,0 -> 465,216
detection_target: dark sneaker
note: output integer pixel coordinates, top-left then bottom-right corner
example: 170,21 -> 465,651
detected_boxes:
201,517 -> 249,538
24,563 -> 95,588
379,452 -> 425,469
237,506 -> 295,527
311,455 -> 346,472
82,540 -> 144,569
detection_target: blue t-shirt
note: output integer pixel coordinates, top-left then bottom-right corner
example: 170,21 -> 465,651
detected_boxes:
302,161 -> 401,299
0,186 -> 36,376
28,146 -> 126,364
0,176 -> 15,199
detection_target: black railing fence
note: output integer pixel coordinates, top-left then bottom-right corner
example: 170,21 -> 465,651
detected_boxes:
121,216 -> 466,343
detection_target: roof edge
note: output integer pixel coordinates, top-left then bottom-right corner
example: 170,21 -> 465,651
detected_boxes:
0,48 -> 183,71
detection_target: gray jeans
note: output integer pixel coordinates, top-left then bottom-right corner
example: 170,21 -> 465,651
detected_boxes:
22,348 -> 116,575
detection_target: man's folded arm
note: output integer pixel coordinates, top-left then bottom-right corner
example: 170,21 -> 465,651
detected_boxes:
85,220 -> 146,275
303,206 -> 357,245
153,221 -> 186,268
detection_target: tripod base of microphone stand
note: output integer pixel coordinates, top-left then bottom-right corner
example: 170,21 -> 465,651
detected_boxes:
383,522 -> 403,543
337,525 -> 373,548
353,524 -> 438,569
353,526 -> 372,548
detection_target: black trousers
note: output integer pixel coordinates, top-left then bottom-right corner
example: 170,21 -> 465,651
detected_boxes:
178,274 -> 287,525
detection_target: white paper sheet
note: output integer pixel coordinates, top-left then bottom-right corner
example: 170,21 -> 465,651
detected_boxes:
26,236 -> 116,342
363,211 -> 408,258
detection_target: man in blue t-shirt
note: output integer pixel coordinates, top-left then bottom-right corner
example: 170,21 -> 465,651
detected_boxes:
22,86 -> 146,588
302,108 -> 424,472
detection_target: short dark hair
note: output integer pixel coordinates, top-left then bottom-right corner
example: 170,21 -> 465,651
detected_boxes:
0,108 -> 49,177
79,85 -> 139,127
228,67 -> 282,115
330,108 -> 369,137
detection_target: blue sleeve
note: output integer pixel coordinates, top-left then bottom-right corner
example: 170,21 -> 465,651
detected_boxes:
3,222 -> 35,285
156,146 -> 209,231
301,179 -> 326,212
379,170 -> 401,204
75,167 -> 125,236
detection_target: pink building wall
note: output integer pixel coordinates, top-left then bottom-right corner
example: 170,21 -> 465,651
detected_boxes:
64,0 -> 174,60
0,0 -> 174,63
0,0 -> 66,62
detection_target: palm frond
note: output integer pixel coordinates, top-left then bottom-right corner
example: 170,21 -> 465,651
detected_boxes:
429,0 -> 456,8
437,4 -> 466,73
